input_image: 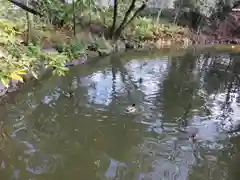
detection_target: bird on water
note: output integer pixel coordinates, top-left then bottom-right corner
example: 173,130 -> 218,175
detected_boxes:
125,104 -> 138,114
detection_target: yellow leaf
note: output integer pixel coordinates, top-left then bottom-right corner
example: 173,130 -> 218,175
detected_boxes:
1,77 -> 9,87
12,69 -> 26,75
10,73 -> 23,82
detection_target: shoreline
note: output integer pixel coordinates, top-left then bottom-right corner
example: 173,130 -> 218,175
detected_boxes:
0,43 -> 239,105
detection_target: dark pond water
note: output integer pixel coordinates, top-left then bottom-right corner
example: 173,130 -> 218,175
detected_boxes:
0,50 -> 240,180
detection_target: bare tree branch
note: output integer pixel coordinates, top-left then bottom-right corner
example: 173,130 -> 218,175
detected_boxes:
114,0 -> 148,39
8,0 -> 42,16
113,0 -> 137,39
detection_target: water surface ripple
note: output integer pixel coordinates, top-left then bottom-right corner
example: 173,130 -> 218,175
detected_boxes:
0,52 -> 239,180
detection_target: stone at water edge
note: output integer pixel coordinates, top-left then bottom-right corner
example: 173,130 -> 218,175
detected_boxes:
64,54 -> 88,68
155,39 -> 162,49
114,40 -> 126,52
125,41 -> 135,49
41,48 -> 58,53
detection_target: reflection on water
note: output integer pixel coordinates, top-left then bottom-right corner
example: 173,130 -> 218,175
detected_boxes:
0,51 -> 240,179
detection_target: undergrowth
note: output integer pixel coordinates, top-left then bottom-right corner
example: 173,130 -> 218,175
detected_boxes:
0,18 -> 86,87
0,0 -> 188,88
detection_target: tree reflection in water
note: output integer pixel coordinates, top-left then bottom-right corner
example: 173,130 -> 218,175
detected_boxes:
0,51 -> 240,179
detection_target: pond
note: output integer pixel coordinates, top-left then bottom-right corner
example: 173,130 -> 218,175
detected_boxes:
0,49 -> 240,180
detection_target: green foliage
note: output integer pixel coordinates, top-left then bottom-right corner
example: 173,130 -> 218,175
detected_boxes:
39,0 -> 72,25
130,17 -> 155,40
0,0 -> 190,88
124,17 -> 184,41
0,19 -> 23,44
39,0 -> 104,28
55,38 -> 87,59
94,36 -> 113,55
42,51 -> 69,76
0,16 -> 72,87
0,0 -> 96,86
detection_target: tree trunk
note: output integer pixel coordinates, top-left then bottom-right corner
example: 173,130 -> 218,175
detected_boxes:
114,1 -> 147,39
114,0 -> 137,36
25,0 -> 33,45
156,0 -> 164,23
73,0 -> 76,36
110,0 -> 118,37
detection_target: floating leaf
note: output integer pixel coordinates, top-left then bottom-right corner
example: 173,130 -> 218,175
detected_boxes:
10,73 -> 23,82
